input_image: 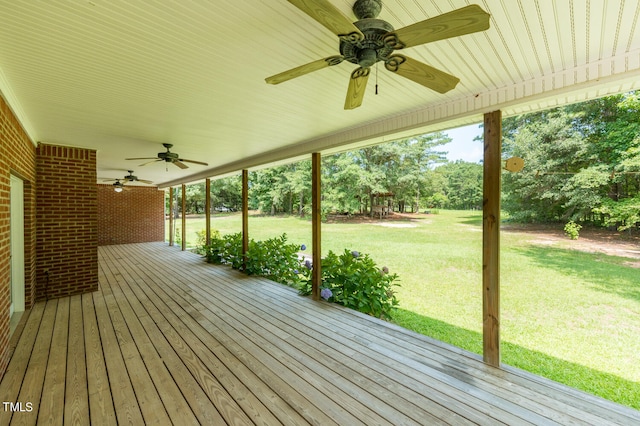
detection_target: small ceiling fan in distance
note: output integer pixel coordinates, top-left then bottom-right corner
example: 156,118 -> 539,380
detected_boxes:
126,143 -> 209,169
102,170 -> 153,185
121,170 -> 153,184
266,0 -> 490,109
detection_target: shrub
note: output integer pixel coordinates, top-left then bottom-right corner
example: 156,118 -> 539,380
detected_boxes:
245,234 -> 308,287
194,228 -> 221,255
202,232 -> 309,286
174,228 -> 181,246
202,232 -> 244,269
564,221 -> 582,240
299,249 -> 399,320
202,233 -> 399,319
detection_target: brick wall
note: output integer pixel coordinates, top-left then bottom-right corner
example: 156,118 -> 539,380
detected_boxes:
36,144 -> 98,300
0,95 -> 37,379
97,184 -> 164,245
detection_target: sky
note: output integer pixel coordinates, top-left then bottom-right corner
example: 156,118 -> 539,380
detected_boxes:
440,123 -> 484,163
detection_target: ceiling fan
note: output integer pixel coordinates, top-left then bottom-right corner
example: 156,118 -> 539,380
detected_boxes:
121,170 -> 153,184
266,0 -> 490,109
103,170 -> 153,185
126,143 -> 209,169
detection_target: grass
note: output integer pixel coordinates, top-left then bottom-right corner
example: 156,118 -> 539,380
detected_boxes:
169,210 -> 640,410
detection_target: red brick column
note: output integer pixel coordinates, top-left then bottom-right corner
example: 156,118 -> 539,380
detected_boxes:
36,144 -> 98,300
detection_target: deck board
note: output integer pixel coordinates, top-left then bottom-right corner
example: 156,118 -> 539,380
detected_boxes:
64,295 -> 90,425
82,292 -> 117,425
0,302 -> 45,426
186,268 -> 510,424
39,296 -> 68,425
91,288 -> 144,426
1,242 -> 639,425
100,268 -> 200,425
13,300 -> 58,426
113,262 -> 291,425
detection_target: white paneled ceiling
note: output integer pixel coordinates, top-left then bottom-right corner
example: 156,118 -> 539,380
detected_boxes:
1,0 -> 639,187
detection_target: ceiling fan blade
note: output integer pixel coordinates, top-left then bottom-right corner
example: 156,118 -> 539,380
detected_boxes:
287,0 -> 364,42
344,67 -> 370,110
179,158 -> 209,166
138,159 -> 162,167
125,157 -> 158,160
266,56 -> 344,85
385,55 -> 459,94
384,5 -> 490,49
137,179 -> 154,184
173,160 -> 189,169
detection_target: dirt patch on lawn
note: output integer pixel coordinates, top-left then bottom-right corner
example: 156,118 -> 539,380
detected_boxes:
374,223 -> 419,228
325,212 -> 430,224
503,223 -> 640,263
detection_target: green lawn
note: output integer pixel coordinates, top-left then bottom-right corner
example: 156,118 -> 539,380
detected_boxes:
169,211 -> 640,409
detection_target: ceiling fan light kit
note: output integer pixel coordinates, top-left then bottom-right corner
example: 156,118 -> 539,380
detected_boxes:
113,180 -> 125,192
267,0 -> 490,109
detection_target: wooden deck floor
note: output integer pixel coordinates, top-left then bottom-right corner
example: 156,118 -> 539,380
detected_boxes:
1,243 -> 639,425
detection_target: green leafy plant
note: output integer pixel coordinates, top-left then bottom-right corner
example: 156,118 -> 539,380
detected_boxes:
194,228 -> 221,255
202,231 -> 399,319
593,197 -> 640,232
299,249 -> 399,320
202,232 -> 309,285
564,220 -> 582,240
202,232 -> 243,268
245,234 -> 308,287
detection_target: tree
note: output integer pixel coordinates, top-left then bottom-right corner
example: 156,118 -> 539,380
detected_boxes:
322,133 -> 450,215
502,91 -> 640,228
210,175 -> 242,212
502,108 -> 592,221
185,183 -> 206,214
389,135 -> 449,212
434,161 -> 483,210
249,167 -> 287,214
283,160 -> 311,216
322,153 -> 367,214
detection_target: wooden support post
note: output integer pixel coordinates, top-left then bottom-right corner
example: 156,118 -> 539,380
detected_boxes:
169,187 -> 174,246
242,170 -> 249,270
311,153 -> 322,301
205,178 -> 211,245
181,184 -> 186,251
483,110 -> 502,367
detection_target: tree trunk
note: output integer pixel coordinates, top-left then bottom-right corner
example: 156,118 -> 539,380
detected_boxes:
369,193 -> 375,217
299,191 -> 304,217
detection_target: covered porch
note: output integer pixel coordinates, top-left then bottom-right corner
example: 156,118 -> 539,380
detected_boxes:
1,243 -> 637,425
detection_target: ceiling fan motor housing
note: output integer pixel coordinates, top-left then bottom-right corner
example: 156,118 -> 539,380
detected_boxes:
159,144 -> 179,162
353,0 -> 382,20
340,18 -> 394,67
158,151 -> 179,162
